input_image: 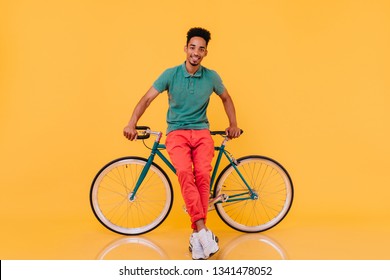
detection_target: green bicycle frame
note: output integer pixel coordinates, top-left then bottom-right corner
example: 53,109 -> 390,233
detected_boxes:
211,142 -> 258,203
130,136 -> 256,202
129,138 -> 174,201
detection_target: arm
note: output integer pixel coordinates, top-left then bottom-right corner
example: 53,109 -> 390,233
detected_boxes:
123,86 -> 160,140
218,89 -> 241,138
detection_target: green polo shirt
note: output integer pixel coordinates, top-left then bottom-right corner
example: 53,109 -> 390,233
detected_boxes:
153,62 -> 225,134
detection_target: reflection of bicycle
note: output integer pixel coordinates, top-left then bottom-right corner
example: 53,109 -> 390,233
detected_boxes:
90,126 -> 294,235
96,234 -> 286,260
96,236 -> 169,260
217,233 -> 288,260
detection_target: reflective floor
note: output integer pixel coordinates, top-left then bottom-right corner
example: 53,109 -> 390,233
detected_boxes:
1,210 -> 390,260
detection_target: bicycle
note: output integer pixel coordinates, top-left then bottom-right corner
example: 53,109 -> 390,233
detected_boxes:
90,126 -> 294,235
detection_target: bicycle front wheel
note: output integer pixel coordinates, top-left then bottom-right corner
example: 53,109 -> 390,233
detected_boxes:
90,157 -> 173,235
214,155 -> 293,233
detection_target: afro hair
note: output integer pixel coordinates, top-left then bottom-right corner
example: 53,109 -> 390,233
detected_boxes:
186,27 -> 211,46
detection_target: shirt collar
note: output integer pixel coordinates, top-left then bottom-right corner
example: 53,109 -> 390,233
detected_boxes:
182,62 -> 203,78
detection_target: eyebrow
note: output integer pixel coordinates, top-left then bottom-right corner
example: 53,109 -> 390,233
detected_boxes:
190,44 -> 206,49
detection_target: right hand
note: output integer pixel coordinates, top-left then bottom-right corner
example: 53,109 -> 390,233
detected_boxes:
123,125 -> 138,141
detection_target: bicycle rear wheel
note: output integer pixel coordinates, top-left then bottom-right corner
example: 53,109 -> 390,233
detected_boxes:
90,157 -> 173,235
214,155 -> 293,233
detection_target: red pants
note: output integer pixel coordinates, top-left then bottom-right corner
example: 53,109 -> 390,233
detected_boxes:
166,129 -> 214,230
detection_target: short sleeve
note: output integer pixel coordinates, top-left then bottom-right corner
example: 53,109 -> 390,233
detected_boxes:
152,69 -> 170,93
212,71 -> 225,95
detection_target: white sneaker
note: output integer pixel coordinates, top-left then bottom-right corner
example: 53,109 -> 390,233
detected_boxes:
197,229 -> 219,258
189,232 -> 206,260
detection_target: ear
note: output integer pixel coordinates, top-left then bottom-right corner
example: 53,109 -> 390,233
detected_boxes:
184,45 -> 188,53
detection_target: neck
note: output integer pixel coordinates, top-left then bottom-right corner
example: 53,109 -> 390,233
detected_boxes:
185,61 -> 201,75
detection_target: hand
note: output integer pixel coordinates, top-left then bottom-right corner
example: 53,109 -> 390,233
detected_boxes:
123,125 -> 138,141
225,126 -> 241,139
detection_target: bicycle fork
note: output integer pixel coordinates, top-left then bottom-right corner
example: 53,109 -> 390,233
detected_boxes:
128,155 -> 155,202
129,131 -> 175,202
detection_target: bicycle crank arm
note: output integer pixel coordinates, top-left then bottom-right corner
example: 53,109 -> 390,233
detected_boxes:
182,194 -> 229,213
208,194 -> 229,211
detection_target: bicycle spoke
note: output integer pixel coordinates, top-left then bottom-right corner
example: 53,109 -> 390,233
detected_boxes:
215,156 -> 293,232
90,157 -> 173,235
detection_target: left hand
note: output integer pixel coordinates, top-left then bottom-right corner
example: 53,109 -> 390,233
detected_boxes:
225,126 -> 241,139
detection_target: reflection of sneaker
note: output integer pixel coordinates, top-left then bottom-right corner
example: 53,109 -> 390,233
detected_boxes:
197,229 -> 219,258
189,233 -> 206,260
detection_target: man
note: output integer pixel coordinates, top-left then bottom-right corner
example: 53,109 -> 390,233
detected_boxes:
123,27 -> 241,259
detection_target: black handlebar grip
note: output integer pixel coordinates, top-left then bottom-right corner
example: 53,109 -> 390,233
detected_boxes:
210,129 -> 244,136
136,126 -> 150,130
135,126 -> 150,140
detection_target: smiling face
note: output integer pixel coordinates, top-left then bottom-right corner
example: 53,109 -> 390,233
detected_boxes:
184,36 -> 208,69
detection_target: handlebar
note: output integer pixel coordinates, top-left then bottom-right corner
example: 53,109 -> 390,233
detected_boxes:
210,130 -> 244,137
135,126 -> 151,139
136,126 -> 243,139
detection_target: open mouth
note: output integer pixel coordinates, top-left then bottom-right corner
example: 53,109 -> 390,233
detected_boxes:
190,56 -> 201,65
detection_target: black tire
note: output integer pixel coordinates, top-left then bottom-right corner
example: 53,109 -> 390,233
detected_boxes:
90,157 -> 173,235
214,155 -> 293,232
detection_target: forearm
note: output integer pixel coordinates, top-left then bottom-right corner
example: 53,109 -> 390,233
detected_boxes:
126,86 -> 159,128
222,94 -> 238,127
127,98 -> 149,128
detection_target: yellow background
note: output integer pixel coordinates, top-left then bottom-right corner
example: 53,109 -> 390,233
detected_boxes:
1,0 -> 389,259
